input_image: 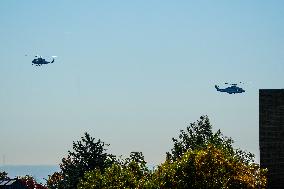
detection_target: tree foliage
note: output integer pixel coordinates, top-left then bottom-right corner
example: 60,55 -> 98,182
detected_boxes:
46,132 -> 115,189
154,144 -> 267,188
0,171 -> 8,180
46,172 -> 64,189
78,145 -> 267,189
48,116 -> 267,188
167,115 -> 254,164
77,152 -> 154,189
19,175 -> 48,189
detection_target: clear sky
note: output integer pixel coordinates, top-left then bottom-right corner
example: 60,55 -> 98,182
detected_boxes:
0,0 -> 283,165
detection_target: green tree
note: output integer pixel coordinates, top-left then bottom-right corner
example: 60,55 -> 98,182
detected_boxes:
154,144 -> 267,188
0,171 -> 8,180
50,116 -> 267,188
46,172 -> 64,189
47,132 -> 115,189
78,146 -> 267,189
167,115 -> 254,164
77,152 -> 154,189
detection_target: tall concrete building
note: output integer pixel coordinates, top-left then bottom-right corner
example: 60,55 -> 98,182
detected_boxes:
259,89 -> 284,188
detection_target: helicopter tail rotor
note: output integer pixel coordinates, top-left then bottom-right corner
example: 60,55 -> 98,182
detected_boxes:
51,56 -> 57,63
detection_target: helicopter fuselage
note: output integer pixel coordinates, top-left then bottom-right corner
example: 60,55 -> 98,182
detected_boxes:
215,85 -> 245,94
32,57 -> 54,66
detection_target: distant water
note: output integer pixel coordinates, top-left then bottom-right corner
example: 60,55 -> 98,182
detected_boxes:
0,165 -> 60,184
0,164 -> 156,184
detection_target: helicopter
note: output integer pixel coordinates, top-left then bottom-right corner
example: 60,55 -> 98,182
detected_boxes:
32,55 -> 56,66
215,82 -> 245,94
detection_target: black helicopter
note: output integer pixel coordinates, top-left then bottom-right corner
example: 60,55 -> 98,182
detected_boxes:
32,55 -> 56,66
215,82 -> 245,94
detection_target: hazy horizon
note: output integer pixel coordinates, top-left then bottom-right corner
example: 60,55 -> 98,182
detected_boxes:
0,165 -> 59,184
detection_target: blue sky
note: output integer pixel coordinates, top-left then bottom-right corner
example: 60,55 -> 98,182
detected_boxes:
0,0 -> 283,165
